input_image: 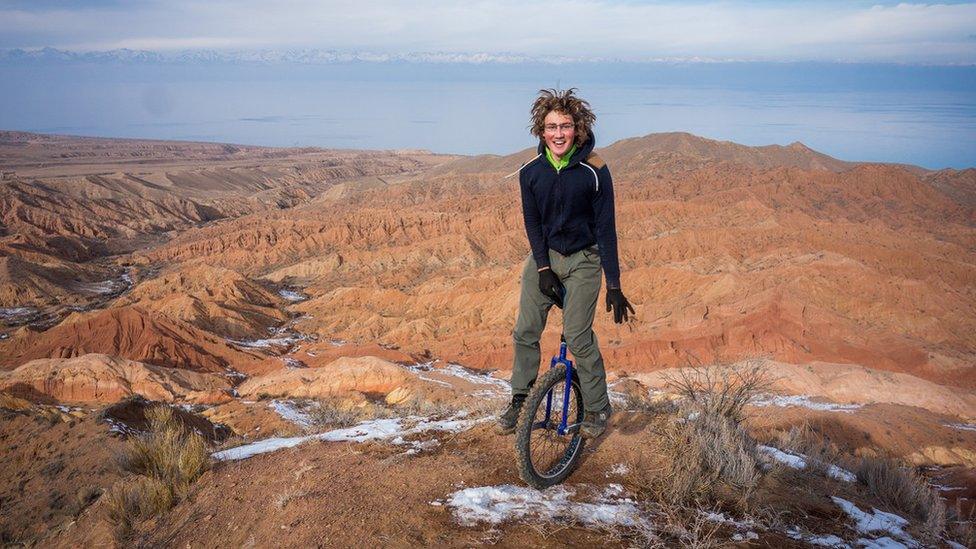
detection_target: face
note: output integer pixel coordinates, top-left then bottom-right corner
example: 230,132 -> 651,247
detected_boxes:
543,110 -> 576,159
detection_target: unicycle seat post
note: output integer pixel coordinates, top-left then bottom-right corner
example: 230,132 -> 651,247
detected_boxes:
558,334 -> 567,361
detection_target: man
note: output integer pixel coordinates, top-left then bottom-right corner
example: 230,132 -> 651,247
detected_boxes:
497,88 -> 634,439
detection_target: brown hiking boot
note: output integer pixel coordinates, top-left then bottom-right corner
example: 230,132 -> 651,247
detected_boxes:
579,403 -> 612,439
495,395 -> 526,435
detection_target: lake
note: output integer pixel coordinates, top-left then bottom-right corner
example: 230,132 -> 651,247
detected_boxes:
0,61 -> 973,169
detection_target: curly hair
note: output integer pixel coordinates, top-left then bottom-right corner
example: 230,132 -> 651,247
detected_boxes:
529,88 -> 596,146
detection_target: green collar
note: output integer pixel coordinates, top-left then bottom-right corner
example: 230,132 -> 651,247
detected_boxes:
545,144 -> 577,172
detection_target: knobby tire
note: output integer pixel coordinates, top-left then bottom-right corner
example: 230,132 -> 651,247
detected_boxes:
514,364 -> 585,489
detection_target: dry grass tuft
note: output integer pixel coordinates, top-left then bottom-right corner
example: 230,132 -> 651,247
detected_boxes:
776,424 -> 844,479
632,502 -> 723,548
948,503 -> 976,548
107,405 -> 211,538
620,391 -> 677,415
116,405 -> 210,495
303,398 -> 371,429
105,477 -> 174,535
393,395 -> 499,419
853,455 -> 946,539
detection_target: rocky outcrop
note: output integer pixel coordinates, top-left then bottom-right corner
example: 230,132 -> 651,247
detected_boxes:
118,264 -> 289,339
0,306 -> 266,374
236,356 -> 416,399
0,353 -> 231,404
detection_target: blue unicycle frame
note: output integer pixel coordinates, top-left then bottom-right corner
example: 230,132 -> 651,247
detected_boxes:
536,334 -> 576,436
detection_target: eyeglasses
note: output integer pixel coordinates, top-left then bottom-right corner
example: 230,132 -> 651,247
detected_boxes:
544,123 -> 575,133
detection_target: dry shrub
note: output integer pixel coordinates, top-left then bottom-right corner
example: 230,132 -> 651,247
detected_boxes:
776,424 -> 844,479
948,503 -> 976,548
304,399 -> 371,429
645,362 -> 769,508
666,360 -> 772,425
853,455 -> 946,539
620,391 -> 677,415
117,406 -> 210,495
654,405 -> 763,507
105,477 -> 173,535
108,405 -> 211,536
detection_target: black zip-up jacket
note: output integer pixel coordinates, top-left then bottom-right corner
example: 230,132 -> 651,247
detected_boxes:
518,133 -> 621,288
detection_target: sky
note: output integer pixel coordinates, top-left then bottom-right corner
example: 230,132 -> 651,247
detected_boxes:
1,0 -> 975,64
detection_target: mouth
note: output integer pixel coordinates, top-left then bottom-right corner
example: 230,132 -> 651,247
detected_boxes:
552,139 -> 567,148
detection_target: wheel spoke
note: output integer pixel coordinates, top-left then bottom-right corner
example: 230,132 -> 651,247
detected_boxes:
526,376 -> 584,479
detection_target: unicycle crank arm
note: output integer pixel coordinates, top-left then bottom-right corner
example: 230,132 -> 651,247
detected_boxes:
561,422 -> 581,434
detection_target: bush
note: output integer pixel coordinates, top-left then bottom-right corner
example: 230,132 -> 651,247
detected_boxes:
108,405 -> 211,537
105,477 -> 174,535
655,405 -> 762,506
665,360 -> 771,425
642,362 -> 769,508
776,424 -> 843,479
117,406 -> 210,496
853,455 -> 946,539
304,399 -> 371,429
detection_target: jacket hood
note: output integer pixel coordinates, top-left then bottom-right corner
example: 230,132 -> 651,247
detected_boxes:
537,131 -> 596,168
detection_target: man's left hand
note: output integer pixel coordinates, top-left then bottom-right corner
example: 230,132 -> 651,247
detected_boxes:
605,288 -> 635,324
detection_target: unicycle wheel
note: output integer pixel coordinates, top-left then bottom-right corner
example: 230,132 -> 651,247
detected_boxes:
514,364 -> 586,489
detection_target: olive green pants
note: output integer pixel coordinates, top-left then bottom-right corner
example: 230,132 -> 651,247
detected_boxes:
511,247 -> 609,412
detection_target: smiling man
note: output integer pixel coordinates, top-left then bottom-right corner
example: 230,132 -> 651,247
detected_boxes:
497,88 -> 635,439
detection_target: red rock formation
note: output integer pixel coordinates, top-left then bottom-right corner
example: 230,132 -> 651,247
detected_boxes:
0,305 -> 265,374
0,353 -> 231,404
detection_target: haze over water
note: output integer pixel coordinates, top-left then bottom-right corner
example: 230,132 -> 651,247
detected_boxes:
1,61 -> 973,169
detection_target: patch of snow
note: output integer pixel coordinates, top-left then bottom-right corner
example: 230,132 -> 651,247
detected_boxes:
0,333 -> 8,339
103,417 -> 140,437
946,423 -> 976,432
76,271 -> 132,295
606,463 -> 631,477
732,531 -> 759,542
213,414 -> 491,461
270,400 -> 314,429
406,362 -> 511,393
227,335 -> 303,349
446,483 -> 644,528
282,357 -> 306,369
831,497 -> 919,548
224,369 -> 247,380
329,339 -> 347,347
753,394 -> 862,413
929,483 -> 965,492
857,537 -> 912,549
759,445 -> 856,482
405,362 -> 454,387
279,289 -> 307,302
0,307 -> 36,320
702,510 -> 756,530
786,527 -> 850,547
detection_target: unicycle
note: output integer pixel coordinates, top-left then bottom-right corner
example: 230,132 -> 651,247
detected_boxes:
514,334 -> 586,489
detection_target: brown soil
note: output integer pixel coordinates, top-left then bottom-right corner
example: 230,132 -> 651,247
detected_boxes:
0,407 -> 124,545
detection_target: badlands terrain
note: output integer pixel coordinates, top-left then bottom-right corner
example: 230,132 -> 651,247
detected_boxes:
0,129 -> 974,547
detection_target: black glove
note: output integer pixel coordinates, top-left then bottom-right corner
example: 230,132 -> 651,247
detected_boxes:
538,268 -> 566,309
605,288 -> 635,323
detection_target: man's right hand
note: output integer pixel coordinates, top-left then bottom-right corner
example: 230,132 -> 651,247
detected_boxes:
538,268 -> 565,308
